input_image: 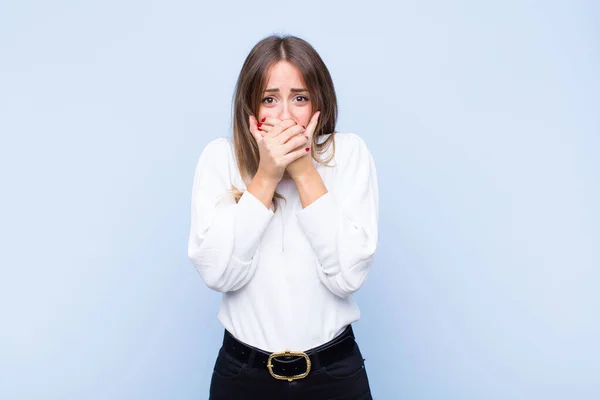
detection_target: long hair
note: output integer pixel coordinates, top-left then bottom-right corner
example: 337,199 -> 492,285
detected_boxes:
229,34 -> 338,212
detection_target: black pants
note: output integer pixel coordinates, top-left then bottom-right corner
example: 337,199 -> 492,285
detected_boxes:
209,327 -> 373,399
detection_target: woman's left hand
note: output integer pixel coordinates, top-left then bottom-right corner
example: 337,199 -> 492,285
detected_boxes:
257,111 -> 320,180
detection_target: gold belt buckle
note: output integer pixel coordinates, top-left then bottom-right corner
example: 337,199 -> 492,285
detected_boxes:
266,350 -> 311,381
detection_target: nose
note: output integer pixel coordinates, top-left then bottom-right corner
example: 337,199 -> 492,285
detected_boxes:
279,102 -> 293,122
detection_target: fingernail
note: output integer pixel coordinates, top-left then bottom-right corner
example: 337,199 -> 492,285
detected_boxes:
258,127 -> 262,131
305,147 -> 310,152
261,117 -> 266,122
257,122 -> 262,128
302,125 -> 306,129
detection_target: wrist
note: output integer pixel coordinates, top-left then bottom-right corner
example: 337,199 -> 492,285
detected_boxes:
291,166 -> 318,186
248,169 -> 280,210
253,169 -> 280,189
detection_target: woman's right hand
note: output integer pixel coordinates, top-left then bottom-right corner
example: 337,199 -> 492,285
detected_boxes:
248,115 -> 309,183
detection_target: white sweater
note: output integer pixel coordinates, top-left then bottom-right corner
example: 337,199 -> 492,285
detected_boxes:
187,132 -> 379,352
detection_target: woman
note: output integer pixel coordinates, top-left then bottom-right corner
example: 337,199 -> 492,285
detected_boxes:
187,34 -> 379,399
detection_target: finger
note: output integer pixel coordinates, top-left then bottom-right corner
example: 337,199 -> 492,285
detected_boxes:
281,144 -> 310,165
248,115 -> 263,143
259,117 -> 289,138
282,132 -> 309,154
257,116 -> 281,138
259,116 -> 283,127
260,124 -> 271,137
279,123 -> 306,144
306,110 -> 321,133
266,118 -> 297,139
257,117 -> 275,136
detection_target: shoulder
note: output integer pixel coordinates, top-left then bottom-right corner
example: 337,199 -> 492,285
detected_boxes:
196,137 -> 234,168
202,136 -> 234,156
325,132 -> 373,163
192,137 -> 236,184
332,132 -> 368,148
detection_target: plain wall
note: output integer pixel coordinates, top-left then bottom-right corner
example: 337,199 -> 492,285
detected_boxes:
1,0 -> 598,399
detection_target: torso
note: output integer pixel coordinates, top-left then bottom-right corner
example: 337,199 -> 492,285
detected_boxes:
217,133 -> 361,352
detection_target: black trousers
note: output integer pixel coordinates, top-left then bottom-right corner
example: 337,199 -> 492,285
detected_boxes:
209,326 -> 373,399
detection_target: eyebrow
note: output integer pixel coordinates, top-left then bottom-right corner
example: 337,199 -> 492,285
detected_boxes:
264,88 -> 308,93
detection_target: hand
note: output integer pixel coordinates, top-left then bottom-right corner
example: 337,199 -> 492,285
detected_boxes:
248,114 -> 310,183
254,111 -> 321,180
285,111 -> 320,180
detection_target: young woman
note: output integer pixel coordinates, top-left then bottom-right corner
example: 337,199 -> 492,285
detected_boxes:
187,34 -> 379,399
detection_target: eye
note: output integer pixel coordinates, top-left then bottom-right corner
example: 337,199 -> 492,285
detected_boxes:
261,97 -> 275,104
295,96 -> 309,102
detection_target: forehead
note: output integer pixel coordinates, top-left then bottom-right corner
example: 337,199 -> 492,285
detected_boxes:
265,61 -> 306,86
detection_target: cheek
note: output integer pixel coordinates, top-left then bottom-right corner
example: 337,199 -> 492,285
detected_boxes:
258,106 -> 277,120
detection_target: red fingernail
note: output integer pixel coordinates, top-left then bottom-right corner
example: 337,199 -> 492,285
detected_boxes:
258,127 -> 262,131
261,117 -> 266,122
257,122 -> 262,127
302,125 -> 306,129
305,147 -> 310,152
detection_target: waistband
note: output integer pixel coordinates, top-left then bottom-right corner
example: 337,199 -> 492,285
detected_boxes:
221,325 -> 357,379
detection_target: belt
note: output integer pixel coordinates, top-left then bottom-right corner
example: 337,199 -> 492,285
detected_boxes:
221,325 -> 357,381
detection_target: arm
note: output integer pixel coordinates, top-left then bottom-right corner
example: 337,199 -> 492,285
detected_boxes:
294,133 -> 379,298
187,138 -> 276,292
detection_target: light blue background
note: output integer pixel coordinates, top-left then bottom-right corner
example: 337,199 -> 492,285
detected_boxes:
1,1 -> 598,399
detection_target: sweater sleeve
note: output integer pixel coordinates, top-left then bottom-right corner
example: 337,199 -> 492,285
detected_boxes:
295,133 -> 379,298
187,138 -> 275,292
